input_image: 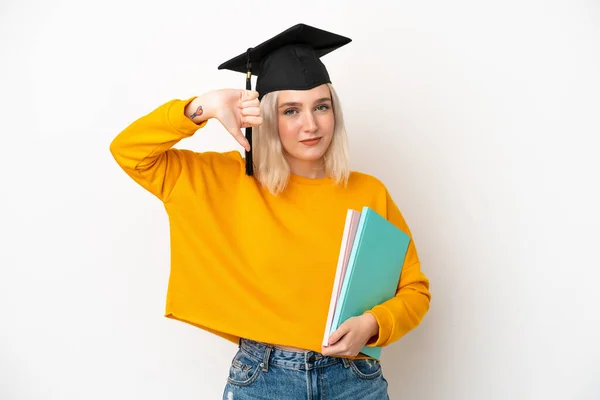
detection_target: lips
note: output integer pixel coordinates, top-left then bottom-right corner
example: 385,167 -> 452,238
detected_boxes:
300,137 -> 322,146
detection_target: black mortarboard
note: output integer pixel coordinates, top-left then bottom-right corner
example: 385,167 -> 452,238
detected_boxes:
218,23 -> 352,175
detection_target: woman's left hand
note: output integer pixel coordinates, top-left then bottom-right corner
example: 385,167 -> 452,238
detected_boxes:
321,313 -> 379,357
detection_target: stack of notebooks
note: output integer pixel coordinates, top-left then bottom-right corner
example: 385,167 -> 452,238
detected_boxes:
322,206 -> 411,360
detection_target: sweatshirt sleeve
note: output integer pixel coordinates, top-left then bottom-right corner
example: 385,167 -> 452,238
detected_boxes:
364,190 -> 431,347
109,97 -> 207,201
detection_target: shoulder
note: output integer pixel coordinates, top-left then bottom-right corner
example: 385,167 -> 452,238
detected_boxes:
347,170 -> 389,194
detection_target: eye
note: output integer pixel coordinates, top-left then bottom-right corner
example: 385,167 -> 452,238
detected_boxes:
316,104 -> 330,112
284,108 -> 298,115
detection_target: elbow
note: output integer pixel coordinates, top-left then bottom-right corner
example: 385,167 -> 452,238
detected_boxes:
109,136 -> 125,167
404,283 -> 432,327
109,136 -> 119,159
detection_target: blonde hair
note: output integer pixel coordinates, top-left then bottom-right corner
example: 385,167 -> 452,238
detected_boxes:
252,83 -> 350,195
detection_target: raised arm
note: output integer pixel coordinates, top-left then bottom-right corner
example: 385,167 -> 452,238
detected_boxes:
109,90 -> 261,201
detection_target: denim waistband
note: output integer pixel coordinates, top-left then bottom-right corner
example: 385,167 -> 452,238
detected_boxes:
239,338 -> 350,371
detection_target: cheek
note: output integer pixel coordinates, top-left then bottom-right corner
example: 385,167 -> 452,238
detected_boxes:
319,113 -> 335,134
278,118 -> 299,142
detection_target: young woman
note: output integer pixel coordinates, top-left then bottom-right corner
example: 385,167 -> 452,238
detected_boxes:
110,24 -> 431,400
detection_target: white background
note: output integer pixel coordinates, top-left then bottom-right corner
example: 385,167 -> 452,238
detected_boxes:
1,1 -> 599,399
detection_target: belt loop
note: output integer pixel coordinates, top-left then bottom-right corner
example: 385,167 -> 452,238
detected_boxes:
342,358 -> 351,368
260,344 -> 272,372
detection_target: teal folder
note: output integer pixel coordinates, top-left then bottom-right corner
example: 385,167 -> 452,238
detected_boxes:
328,206 -> 410,359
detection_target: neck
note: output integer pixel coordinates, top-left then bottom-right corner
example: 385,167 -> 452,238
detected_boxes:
286,157 -> 326,179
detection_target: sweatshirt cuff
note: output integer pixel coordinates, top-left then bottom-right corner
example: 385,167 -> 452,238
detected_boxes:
167,97 -> 208,136
364,306 -> 393,347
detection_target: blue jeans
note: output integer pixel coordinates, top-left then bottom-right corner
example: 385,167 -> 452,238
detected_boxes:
222,339 -> 390,399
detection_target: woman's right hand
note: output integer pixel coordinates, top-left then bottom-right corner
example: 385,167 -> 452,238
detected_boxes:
185,89 -> 263,152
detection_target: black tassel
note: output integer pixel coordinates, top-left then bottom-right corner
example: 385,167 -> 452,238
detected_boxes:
245,48 -> 254,176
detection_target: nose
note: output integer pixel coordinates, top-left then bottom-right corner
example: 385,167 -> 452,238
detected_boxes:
304,112 -> 318,133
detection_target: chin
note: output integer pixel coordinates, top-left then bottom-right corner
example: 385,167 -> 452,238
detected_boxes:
293,149 -> 328,162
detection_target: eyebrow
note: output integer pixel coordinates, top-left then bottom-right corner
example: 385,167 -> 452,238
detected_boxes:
278,97 -> 332,108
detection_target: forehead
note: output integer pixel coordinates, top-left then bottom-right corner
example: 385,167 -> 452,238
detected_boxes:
277,84 -> 331,104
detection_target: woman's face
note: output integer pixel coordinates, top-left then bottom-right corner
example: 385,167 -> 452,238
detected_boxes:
277,84 -> 335,168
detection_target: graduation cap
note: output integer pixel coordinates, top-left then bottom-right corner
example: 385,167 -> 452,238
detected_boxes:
218,23 -> 352,175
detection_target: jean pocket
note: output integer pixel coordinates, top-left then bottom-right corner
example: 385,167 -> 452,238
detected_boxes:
348,358 -> 383,380
227,349 -> 264,387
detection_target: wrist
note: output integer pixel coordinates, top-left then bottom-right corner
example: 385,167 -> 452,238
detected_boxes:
363,312 -> 379,337
185,93 -> 215,123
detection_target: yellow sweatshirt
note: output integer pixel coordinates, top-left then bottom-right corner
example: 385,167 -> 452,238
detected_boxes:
109,97 -> 431,356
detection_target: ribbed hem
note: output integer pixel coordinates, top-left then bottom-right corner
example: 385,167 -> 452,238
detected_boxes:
167,97 -> 208,136
364,306 -> 393,347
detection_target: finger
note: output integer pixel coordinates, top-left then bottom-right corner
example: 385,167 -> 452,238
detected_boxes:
226,127 -> 251,152
321,341 -> 350,356
321,343 -> 339,356
239,98 -> 260,109
329,323 -> 351,345
321,345 -> 334,356
241,90 -> 260,101
241,116 -> 263,127
241,106 -> 261,117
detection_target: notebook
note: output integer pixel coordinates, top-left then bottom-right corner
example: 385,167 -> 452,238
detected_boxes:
322,206 -> 411,360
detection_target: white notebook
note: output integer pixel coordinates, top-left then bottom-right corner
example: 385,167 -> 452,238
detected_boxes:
322,209 -> 362,347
